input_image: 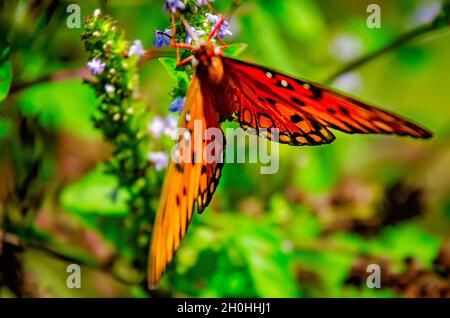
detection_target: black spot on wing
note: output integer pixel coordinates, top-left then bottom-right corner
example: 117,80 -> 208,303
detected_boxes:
290,114 -> 304,123
291,97 -> 306,106
310,85 -> 323,99
175,163 -> 184,173
266,97 -> 276,105
339,106 -> 350,115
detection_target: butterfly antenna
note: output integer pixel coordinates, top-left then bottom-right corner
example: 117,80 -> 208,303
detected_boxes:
207,3 -> 220,15
168,14 -> 195,65
225,0 -> 241,20
144,49 -> 175,60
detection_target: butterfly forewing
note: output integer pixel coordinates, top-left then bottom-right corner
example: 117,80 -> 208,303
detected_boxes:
222,58 -> 432,142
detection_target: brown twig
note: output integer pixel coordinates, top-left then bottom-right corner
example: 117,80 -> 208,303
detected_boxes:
9,68 -> 92,96
1,232 -> 144,286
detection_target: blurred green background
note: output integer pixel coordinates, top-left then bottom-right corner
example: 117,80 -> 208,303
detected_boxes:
0,0 -> 449,298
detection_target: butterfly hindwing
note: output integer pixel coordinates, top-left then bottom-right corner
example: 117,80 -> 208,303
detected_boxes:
222,58 -> 432,143
148,76 -> 224,286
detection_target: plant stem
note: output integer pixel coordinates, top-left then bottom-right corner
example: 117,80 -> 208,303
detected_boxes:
325,4 -> 450,84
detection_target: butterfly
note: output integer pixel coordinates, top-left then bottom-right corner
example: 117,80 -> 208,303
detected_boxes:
147,11 -> 432,287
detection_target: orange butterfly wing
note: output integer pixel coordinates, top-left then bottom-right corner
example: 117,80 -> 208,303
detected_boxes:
148,55 -> 432,287
148,76 -> 224,287
222,58 -> 432,144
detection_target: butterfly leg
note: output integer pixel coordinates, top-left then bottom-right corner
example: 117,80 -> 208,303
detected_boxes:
169,14 -> 196,65
207,13 -> 225,41
177,56 -> 193,67
207,3 -> 221,15
206,6 -> 229,48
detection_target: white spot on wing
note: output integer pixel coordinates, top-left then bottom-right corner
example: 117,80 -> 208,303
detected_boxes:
184,131 -> 191,141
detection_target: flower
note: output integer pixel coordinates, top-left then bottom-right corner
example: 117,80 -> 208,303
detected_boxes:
330,34 -> 363,62
332,72 -> 362,93
197,0 -> 214,6
186,26 -> 206,45
148,151 -> 169,171
129,39 -> 145,56
410,1 -> 442,26
148,116 -> 166,138
206,13 -> 232,38
168,97 -> 185,114
148,114 -> 179,139
87,57 -> 105,75
164,114 -> 179,139
153,29 -> 171,48
164,0 -> 185,14
93,9 -> 101,18
105,84 -> 115,94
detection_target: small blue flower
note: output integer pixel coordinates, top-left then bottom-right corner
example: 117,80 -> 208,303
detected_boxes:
164,114 -> 179,139
148,151 -> 169,171
186,26 -> 206,45
87,57 -> 105,75
169,97 -> 185,114
129,40 -> 145,56
332,72 -> 362,93
412,1 -> 442,25
148,116 -> 166,138
206,13 -> 232,38
153,29 -> 171,48
197,0 -> 214,6
330,34 -> 363,62
164,0 -> 185,14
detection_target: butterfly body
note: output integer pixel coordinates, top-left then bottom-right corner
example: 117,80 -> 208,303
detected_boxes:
148,35 -> 432,288
193,43 -> 225,85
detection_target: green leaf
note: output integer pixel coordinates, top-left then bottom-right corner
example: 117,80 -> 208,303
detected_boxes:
269,0 -> 327,44
223,43 -> 248,58
241,5 -> 292,71
18,79 -> 98,137
369,224 -> 441,268
0,47 -> 12,102
159,57 -> 189,83
233,223 -> 301,297
61,165 -> 129,216
159,57 -> 190,97
293,146 -> 339,192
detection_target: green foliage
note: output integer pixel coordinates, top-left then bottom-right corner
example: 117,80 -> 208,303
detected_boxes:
18,80 -> 98,136
223,43 -> 248,57
0,47 -> 12,102
61,165 -> 129,216
0,0 -> 449,298
159,57 -> 190,98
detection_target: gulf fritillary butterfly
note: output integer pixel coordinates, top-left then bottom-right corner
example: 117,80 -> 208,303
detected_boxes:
147,9 -> 432,287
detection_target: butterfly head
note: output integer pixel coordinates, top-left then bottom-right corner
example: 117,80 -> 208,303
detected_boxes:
192,43 -> 224,84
